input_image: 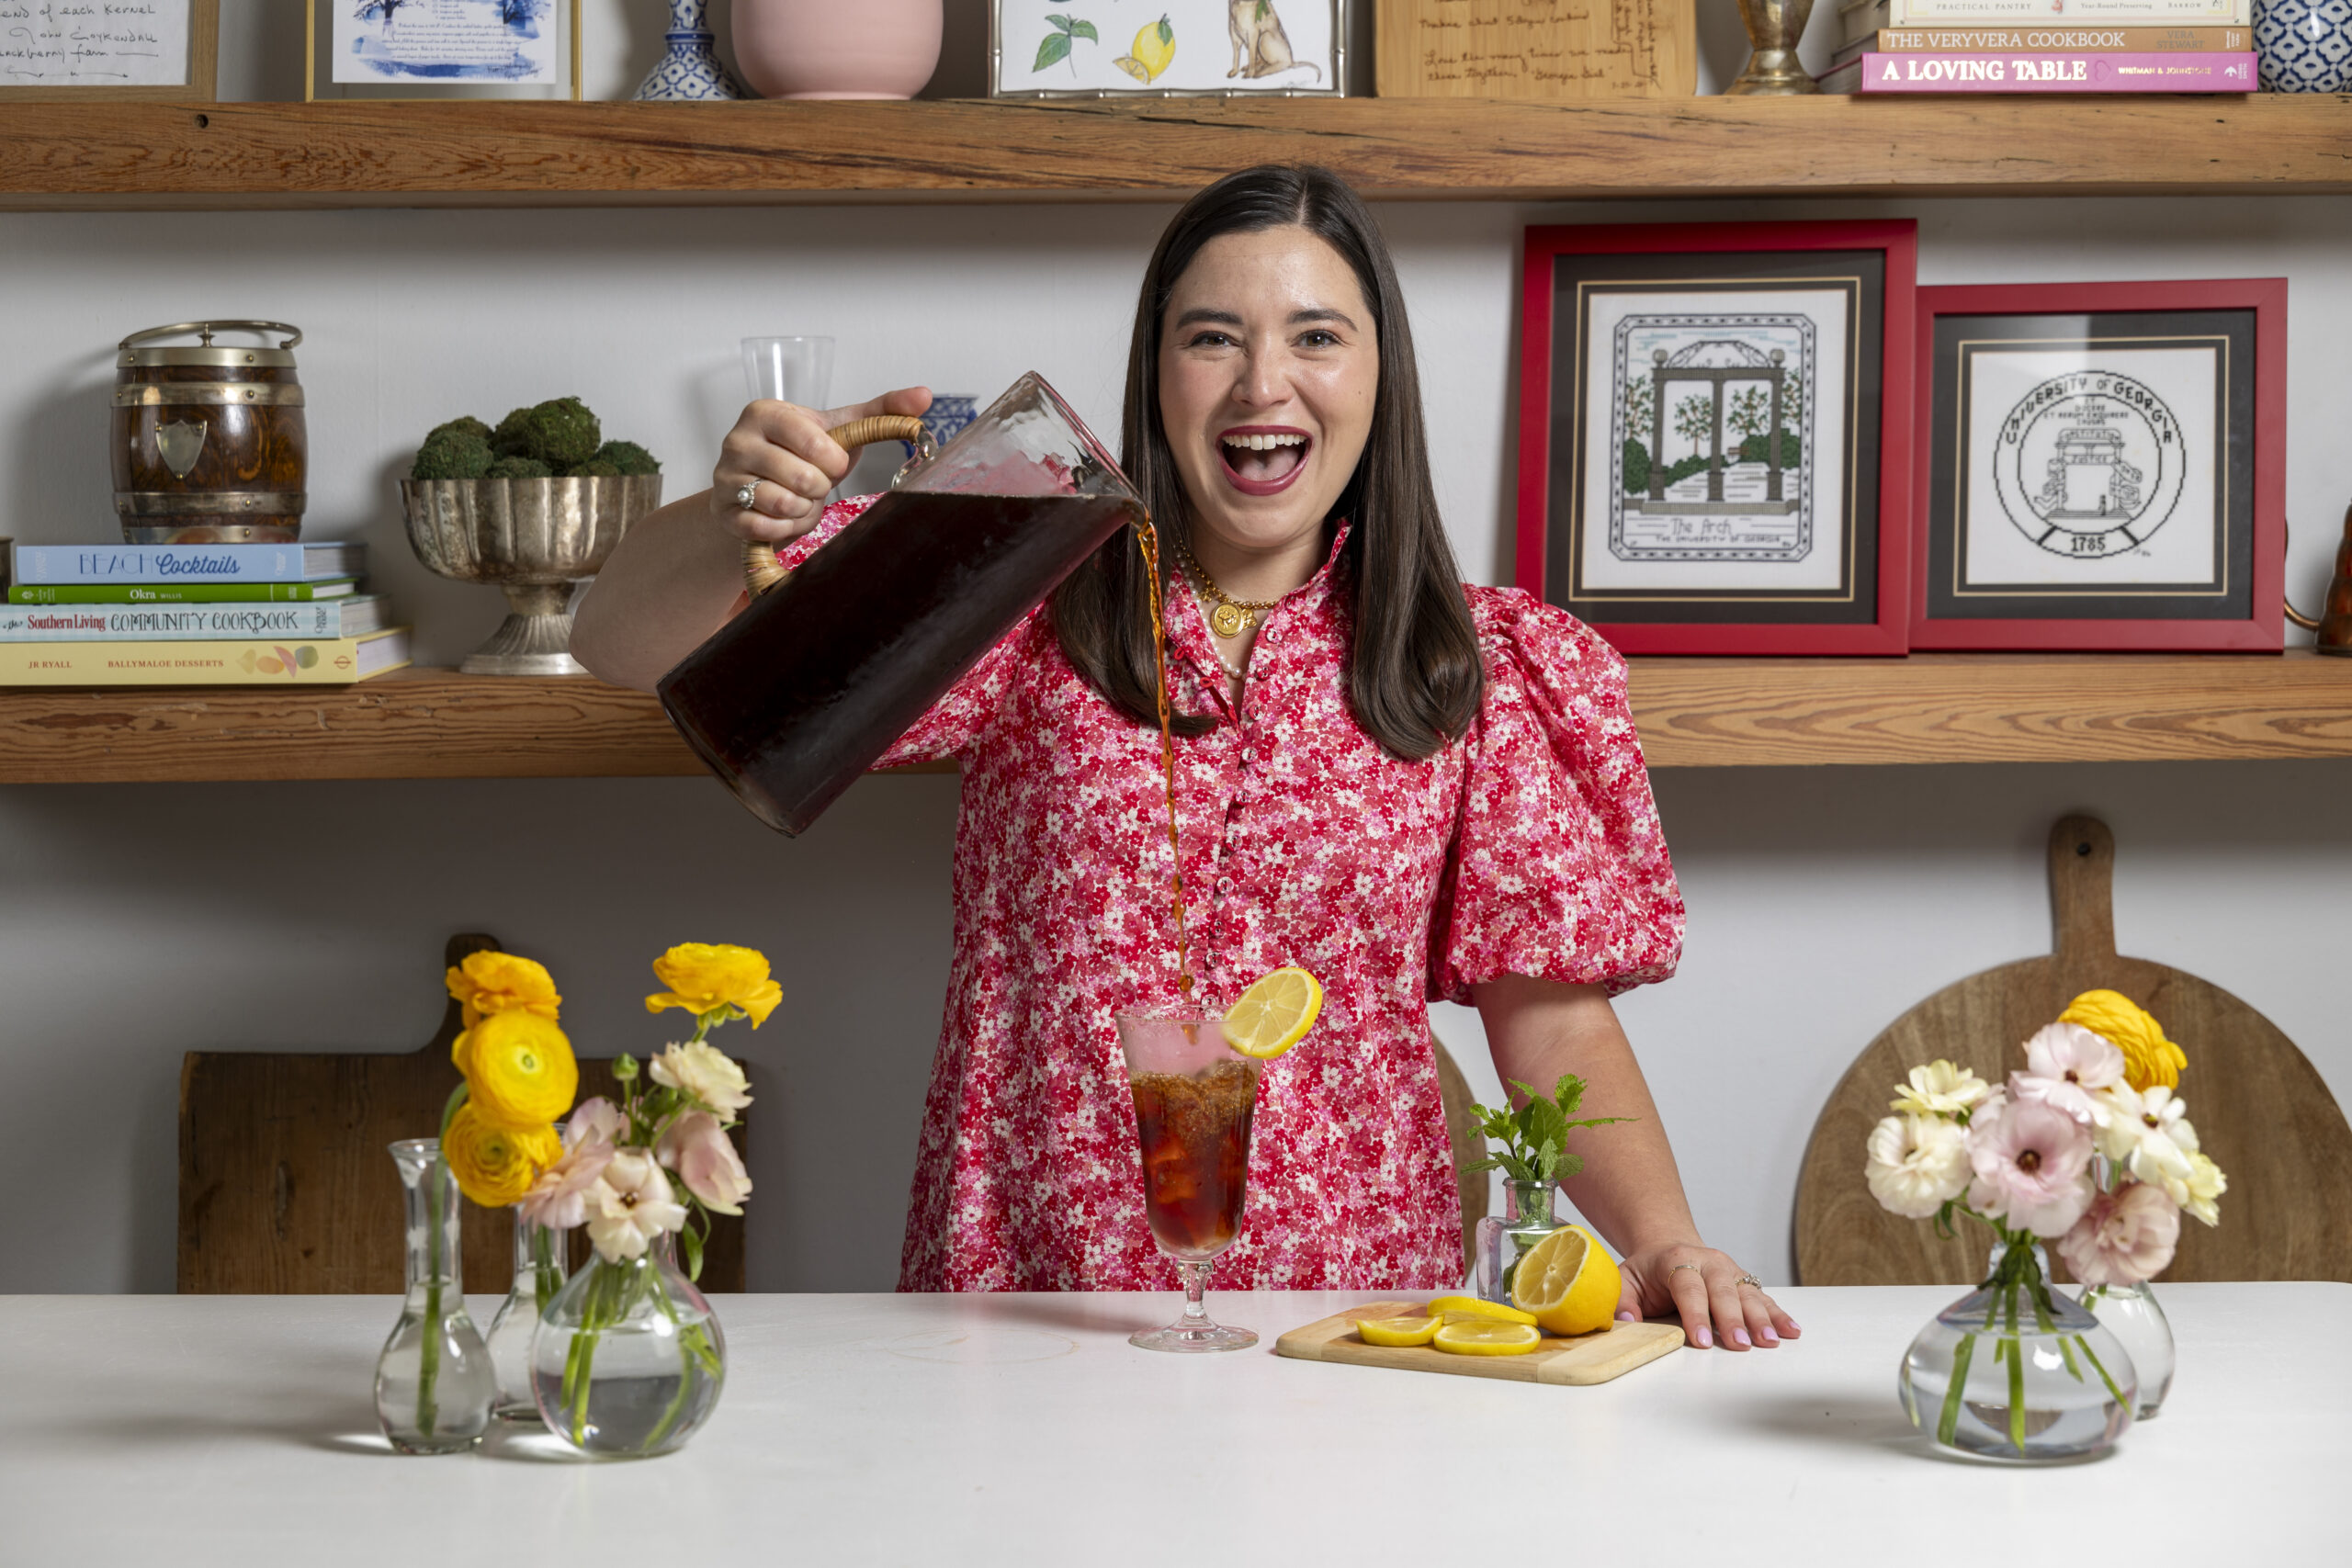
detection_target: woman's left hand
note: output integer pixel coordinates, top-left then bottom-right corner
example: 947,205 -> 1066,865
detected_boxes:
1616,1243 -> 1801,1351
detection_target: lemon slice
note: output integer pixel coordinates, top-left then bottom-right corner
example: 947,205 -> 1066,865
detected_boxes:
1421,1294 -> 1537,1326
1355,1314 -> 1441,1348
1221,967 -> 1323,1060
1432,1320 -> 1542,1357
1509,1224 -> 1623,1337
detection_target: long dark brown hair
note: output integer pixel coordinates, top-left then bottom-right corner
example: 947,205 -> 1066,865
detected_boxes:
1050,164 -> 1484,760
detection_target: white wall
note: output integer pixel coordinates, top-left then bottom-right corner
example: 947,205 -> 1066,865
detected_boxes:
3,10 -> 2342,1294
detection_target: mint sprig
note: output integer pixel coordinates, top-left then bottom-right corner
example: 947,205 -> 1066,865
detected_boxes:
1464,1073 -> 1633,1186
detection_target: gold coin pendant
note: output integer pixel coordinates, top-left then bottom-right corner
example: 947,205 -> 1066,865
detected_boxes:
1210,602 -> 1248,638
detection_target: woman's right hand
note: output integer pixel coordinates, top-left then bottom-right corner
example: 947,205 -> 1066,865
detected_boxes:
710,386 -> 933,546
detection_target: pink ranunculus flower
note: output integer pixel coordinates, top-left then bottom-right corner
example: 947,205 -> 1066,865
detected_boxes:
563,1096 -> 627,1149
657,1110 -> 753,1216
583,1149 -> 689,1264
1966,1097 -> 2096,1237
515,1133 -> 616,1231
2057,1181 -> 2182,1286
2009,1022 -> 2127,1126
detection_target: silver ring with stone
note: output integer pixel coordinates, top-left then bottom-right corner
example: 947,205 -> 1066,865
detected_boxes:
1736,1273 -> 1764,1291
734,479 -> 762,511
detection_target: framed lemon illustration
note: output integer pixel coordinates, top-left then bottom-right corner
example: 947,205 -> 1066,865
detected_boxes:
990,1 -> 1346,96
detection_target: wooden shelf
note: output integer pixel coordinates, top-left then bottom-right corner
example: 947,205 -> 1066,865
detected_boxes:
6,95 -> 2349,211
1,654 -> 2347,785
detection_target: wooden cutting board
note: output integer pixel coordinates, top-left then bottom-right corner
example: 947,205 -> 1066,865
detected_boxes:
1274,1302 -> 1683,1385
1795,815 -> 2352,1286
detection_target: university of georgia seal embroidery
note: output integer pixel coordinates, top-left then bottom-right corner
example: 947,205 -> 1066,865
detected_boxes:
1992,370 -> 2186,559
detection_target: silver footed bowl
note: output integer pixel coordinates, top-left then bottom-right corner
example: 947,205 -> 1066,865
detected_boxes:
401,475 -> 661,676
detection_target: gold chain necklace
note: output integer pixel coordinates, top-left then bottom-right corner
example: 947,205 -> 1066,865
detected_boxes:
1178,537 -> 1282,639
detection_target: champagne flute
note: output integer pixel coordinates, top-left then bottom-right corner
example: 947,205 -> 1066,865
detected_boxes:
1118,1007 -> 1261,1352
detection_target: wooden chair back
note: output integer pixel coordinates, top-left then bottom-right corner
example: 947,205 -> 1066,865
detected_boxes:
1430,1032 -> 1489,1278
1795,816 -> 2352,1285
179,933 -> 747,1294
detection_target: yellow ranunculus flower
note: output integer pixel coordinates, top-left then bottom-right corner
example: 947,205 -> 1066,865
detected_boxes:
446,951 -> 562,1030
444,1102 -> 560,1207
644,942 -> 782,1028
2060,989 -> 2186,1092
453,1010 -> 580,1127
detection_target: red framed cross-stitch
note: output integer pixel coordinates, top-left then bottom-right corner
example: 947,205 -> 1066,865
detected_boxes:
1516,220 -> 1917,656
1910,278 -> 2286,651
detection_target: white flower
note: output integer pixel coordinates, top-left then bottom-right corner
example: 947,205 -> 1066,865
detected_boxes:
650,1040 -> 753,1118
2178,1150 -> 2226,1227
1965,1097 -> 2096,1238
2009,1023 -> 2126,1126
2096,1083 -> 2199,1192
1865,1113 -> 1973,1218
1891,1060 -> 1992,1120
582,1149 -> 688,1264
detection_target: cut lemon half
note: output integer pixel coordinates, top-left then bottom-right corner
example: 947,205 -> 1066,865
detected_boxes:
1355,1314 -> 1441,1348
1221,967 -> 1323,1060
1432,1320 -> 1542,1357
1421,1294 -> 1536,1326
1509,1224 -> 1622,1337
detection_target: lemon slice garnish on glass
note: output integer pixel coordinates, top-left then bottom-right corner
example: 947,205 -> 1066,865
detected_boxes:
1421,1294 -> 1537,1326
1222,967 -> 1322,1059
1509,1224 -> 1623,1337
1432,1320 -> 1543,1357
1355,1314 -> 1441,1348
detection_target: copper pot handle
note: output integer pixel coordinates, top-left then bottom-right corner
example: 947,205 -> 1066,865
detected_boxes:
743,414 -> 933,596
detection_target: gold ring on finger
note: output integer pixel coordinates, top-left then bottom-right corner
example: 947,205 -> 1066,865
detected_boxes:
1669,1262 -> 1702,1277
1736,1273 -> 1763,1290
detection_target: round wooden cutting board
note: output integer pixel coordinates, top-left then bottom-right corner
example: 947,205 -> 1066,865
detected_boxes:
1795,815 -> 2352,1286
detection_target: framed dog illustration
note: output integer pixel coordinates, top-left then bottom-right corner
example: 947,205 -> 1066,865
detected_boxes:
991,1 -> 1345,96
1517,220 -> 1917,656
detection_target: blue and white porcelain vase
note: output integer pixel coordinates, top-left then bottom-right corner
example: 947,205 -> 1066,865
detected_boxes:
2256,0 -> 2352,92
635,0 -> 748,101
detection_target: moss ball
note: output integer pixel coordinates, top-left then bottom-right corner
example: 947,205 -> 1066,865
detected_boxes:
591,438 -> 662,477
566,458 -> 625,479
484,455 -> 553,480
492,397 -> 601,468
425,415 -> 492,446
412,428 -> 494,480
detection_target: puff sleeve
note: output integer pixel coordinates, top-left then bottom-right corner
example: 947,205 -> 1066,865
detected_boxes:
1428,588 -> 1685,1003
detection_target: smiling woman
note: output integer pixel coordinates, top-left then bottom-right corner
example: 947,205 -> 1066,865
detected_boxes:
570,166 -> 1796,1355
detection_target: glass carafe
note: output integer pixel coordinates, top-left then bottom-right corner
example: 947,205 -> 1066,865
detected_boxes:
658,372 -> 1144,835
484,1213 -> 568,1422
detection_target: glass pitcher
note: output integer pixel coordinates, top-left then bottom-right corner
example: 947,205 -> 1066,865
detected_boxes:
658,372 -> 1144,835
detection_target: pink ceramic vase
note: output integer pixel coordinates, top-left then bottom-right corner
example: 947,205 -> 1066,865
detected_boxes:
732,0 -> 943,100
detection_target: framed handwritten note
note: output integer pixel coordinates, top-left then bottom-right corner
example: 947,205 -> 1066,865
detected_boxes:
307,0 -> 582,101
0,0 -> 216,100
1376,0 -> 1694,99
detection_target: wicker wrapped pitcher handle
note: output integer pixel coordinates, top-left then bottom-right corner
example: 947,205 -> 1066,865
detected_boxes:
744,414 -> 934,596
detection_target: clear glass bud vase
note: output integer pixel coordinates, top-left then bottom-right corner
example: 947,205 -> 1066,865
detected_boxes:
373,1139 -> 495,1454
1475,1179 -> 1564,1303
530,1234 -> 726,1459
2079,1281 -> 2174,1419
1900,1238 -> 2138,1462
484,1213 -> 568,1422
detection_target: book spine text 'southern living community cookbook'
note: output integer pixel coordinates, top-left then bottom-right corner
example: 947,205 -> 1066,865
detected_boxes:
9,541 -> 366,584
1858,50 -> 2256,89
0,626 -> 412,685
6,579 -> 359,604
0,597 -> 385,641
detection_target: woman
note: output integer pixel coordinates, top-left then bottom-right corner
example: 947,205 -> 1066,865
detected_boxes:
575,166 -> 1797,1351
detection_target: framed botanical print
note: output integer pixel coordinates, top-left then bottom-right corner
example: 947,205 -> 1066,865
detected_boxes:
1911,280 -> 2286,651
1517,220 -> 1917,656
990,1 -> 1344,96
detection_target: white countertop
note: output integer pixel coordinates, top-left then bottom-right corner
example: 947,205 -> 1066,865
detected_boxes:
0,1285 -> 2339,1564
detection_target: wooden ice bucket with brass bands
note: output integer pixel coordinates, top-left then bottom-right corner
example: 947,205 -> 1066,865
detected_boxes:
113,321 -> 307,544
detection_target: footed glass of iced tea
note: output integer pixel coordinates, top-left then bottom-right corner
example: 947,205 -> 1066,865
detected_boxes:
1117,1007 -> 1262,1353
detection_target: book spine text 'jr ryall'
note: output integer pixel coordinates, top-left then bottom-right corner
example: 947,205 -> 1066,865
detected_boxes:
0,626 -> 412,685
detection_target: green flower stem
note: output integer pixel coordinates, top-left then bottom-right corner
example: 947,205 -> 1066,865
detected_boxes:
532,1223 -> 561,1312
415,1087 -> 471,1440
2006,1282 -> 2027,1452
2074,1333 -> 2129,1408
1938,1332 -> 1975,1446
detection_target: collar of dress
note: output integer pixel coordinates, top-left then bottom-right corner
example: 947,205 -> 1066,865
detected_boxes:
1165,521 -> 1351,711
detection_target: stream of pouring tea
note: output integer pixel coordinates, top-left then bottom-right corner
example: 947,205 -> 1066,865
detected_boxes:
1133,513 -> 1192,998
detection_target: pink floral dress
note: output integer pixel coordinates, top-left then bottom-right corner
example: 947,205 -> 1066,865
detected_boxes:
779,499 -> 1684,1292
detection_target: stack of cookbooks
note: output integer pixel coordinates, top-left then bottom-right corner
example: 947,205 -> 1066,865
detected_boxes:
0,538 -> 412,685
1821,0 -> 2256,94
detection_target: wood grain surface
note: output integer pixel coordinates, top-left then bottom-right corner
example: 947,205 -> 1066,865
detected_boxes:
1274,1300 -> 1685,1385
1794,817 -> 2352,1287
179,933 -> 748,1295
6,96 -> 2352,211
6,655 -> 2351,785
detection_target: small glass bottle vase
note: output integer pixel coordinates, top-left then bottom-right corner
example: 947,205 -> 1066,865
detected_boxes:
373,1139 -> 495,1454
484,1213 -> 569,1422
530,1234 -> 727,1459
2079,1281 -> 2175,1419
1899,1239 -> 2139,1462
1475,1180 -> 1565,1303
